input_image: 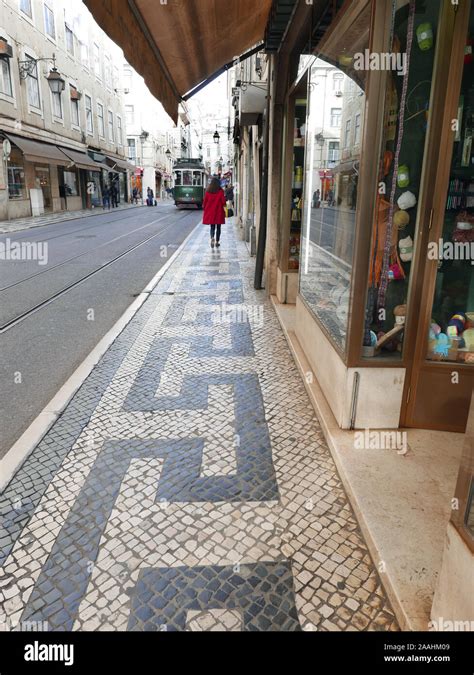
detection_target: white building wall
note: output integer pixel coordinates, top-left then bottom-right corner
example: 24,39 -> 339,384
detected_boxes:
0,0 -> 129,219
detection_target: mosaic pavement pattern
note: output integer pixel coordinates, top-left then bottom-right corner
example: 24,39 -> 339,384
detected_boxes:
0,221 -> 399,632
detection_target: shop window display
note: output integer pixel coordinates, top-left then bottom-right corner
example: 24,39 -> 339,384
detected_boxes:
362,0 -> 441,359
7,147 -> 26,200
299,3 -> 371,353
426,8 -> 474,366
287,98 -> 307,271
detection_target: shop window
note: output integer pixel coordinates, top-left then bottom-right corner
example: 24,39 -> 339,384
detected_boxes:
299,1 -> 371,353
43,3 -> 55,39
20,0 -> 32,18
7,148 -> 25,199
426,8 -> 474,366
26,55 -> 40,109
97,102 -> 105,137
85,94 -> 93,133
362,0 -> 441,360
0,58 -> 13,97
62,169 -> 78,196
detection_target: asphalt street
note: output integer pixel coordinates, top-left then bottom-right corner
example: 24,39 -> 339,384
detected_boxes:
0,203 -> 202,458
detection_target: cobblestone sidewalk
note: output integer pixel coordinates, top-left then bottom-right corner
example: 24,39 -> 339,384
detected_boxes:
0,221 -> 399,632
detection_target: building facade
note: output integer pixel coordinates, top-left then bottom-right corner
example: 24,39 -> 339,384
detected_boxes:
123,62 -> 183,202
0,0 -> 131,220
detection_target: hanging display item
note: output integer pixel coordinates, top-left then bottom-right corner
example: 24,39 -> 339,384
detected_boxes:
377,0 -> 416,311
399,235 -> 413,262
394,209 -> 410,229
416,23 -> 434,51
397,164 -> 410,188
397,190 -> 417,210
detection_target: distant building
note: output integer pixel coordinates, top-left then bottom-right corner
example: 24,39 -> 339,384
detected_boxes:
0,0 -> 132,220
123,62 -> 185,201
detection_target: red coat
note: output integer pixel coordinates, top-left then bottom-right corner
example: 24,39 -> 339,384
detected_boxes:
203,189 -> 226,225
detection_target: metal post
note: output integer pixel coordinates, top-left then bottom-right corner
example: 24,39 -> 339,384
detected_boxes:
254,71 -> 271,290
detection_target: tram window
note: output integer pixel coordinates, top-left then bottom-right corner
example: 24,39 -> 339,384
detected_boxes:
183,171 -> 193,186
193,172 -> 202,186
174,171 -> 182,186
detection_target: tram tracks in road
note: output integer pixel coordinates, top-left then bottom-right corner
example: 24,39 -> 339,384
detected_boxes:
1,204 -> 175,244
0,210 -> 196,335
0,210 -> 183,293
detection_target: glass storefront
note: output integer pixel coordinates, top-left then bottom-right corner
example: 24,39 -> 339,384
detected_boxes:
299,1 -> 371,353
426,6 -> 474,365
86,171 -> 102,208
287,97 -> 307,271
34,165 -> 52,211
362,0 -> 441,360
7,147 -> 26,200
63,169 -> 79,197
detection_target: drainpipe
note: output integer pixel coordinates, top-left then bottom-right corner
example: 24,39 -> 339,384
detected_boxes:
254,70 -> 271,290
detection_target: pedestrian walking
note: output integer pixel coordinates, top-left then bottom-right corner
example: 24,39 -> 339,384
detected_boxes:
312,189 -> 320,208
110,182 -> 119,208
225,183 -> 234,207
132,187 -> 139,204
146,187 -> 154,207
102,185 -> 111,210
203,177 -> 226,249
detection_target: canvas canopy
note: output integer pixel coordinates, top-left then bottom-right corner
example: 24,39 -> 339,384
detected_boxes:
84,0 -> 273,123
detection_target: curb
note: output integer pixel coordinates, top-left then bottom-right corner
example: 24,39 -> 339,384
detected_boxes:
0,203 -> 154,235
0,221 -> 200,493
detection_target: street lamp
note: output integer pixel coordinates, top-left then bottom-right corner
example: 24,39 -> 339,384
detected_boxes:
19,53 -> 65,94
315,132 -> 325,147
213,128 -> 220,144
46,66 -> 65,94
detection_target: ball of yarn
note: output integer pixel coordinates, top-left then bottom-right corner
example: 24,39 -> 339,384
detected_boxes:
394,210 -> 410,229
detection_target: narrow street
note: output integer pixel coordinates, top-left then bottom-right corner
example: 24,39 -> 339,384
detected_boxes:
0,205 -> 200,456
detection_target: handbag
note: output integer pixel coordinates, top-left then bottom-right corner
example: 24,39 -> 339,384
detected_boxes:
227,207 -> 234,218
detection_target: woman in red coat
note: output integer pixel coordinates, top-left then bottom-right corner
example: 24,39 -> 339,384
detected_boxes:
203,177 -> 226,249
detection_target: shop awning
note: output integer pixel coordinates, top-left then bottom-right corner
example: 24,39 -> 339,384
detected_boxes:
7,133 -> 69,166
59,147 -> 104,171
83,0 -> 273,123
105,156 -> 132,172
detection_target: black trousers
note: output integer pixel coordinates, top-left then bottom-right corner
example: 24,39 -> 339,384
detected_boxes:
210,224 -> 221,241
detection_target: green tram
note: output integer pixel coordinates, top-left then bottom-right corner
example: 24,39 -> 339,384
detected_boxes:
173,158 -> 209,209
